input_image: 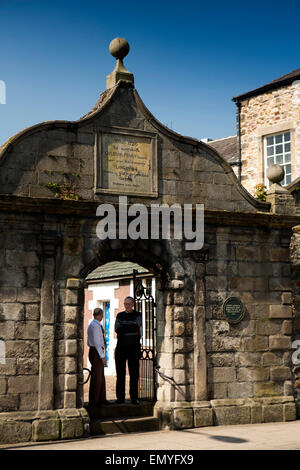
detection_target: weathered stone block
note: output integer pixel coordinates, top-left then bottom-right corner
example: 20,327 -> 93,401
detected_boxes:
32,419 -> 60,442
284,403 -> 296,421
8,375 -> 39,394
237,367 -> 269,382
58,408 -> 81,418
173,292 -> 185,305
263,405 -> 283,422
65,374 -> 77,391
284,380 -> 293,396
193,408 -> 213,427
235,352 -> 261,367
256,320 -> 281,335
213,405 -> 251,425
208,367 -> 236,383
6,250 -> 39,267
174,353 -> 185,369
228,382 -> 253,398
0,358 -> 17,376
16,288 -> 40,303
173,337 -> 193,353
0,288 -> 17,302
65,357 -> 77,374
262,352 -> 281,366
25,304 -> 40,320
66,278 -> 81,289
270,366 -> 291,381
281,292 -> 292,305
19,393 -> 38,411
269,278 -> 292,291
0,420 -> 32,443
0,321 -> 15,340
174,322 -> 185,337
17,358 -> 39,375
242,336 -> 268,352
64,323 -> 77,339
269,305 -> 293,319
64,392 -> 76,408
2,303 -> 24,320
269,335 -> 291,350
173,408 -> 193,429
0,394 -> 19,411
65,289 -> 80,306
63,306 -> 79,323
169,279 -> 184,290
253,382 -> 277,397
0,379 -> 6,395
6,340 -> 39,358
15,321 -> 39,339
61,417 -> 84,439
281,320 -> 292,335
65,339 -> 77,356
250,405 -> 263,423
209,353 -> 235,367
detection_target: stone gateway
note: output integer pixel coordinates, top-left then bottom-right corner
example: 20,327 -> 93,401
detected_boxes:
0,38 -> 300,444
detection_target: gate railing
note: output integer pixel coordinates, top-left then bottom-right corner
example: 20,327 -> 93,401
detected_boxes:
133,269 -> 157,401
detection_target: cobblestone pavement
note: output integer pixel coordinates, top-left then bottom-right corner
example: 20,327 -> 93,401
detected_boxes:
2,420 -> 300,451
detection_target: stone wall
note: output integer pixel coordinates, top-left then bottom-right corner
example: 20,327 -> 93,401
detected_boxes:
154,222 -> 298,429
0,83 -> 268,214
205,225 -> 293,401
0,79 -> 299,443
239,80 -> 300,194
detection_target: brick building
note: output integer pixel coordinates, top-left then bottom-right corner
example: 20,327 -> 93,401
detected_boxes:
207,68 -> 300,196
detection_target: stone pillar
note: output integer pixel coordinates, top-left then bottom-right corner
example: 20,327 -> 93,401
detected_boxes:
38,233 -> 60,411
63,278 -> 82,409
193,263 -> 207,401
290,225 -> 300,417
266,164 -> 296,214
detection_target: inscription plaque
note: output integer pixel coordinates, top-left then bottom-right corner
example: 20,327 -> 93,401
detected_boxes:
96,128 -> 158,197
223,297 -> 244,324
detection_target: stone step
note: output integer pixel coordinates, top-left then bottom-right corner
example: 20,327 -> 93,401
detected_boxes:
85,400 -> 155,419
90,415 -> 160,436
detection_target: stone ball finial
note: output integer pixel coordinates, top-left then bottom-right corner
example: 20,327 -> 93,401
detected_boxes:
267,164 -> 284,184
109,37 -> 130,60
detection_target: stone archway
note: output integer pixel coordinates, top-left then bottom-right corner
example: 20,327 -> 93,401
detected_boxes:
59,235 -> 209,431
64,238 -> 171,411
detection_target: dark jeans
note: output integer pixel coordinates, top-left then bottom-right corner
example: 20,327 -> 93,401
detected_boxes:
115,343 -> 140,402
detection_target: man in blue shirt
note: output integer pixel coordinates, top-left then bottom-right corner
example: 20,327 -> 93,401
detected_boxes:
87,308 -> 107,406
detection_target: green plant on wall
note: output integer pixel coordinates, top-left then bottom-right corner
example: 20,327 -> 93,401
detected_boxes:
254,183 -> 267,202
44,180 -> 79,200
43,155 -> 84,200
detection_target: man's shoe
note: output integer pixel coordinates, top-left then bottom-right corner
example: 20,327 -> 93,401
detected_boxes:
115,399 -> 125,404
131,399 -> 140,405
100,400 -> 110,405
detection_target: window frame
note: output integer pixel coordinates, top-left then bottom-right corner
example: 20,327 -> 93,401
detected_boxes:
263,129 -> 293,187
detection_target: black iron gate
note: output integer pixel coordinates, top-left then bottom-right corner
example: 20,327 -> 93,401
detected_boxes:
133,269 -> 157,401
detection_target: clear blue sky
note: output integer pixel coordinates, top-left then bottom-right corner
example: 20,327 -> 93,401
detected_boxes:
1,0 -> 300,146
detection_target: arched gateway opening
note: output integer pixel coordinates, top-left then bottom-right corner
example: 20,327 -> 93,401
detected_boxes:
67,237 -> 171,430
82,260 -> 158,404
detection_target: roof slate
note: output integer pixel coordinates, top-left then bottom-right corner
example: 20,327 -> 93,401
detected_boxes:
86,261 -> 149,281
206,135 -> 238,163
232,68 -> 300,102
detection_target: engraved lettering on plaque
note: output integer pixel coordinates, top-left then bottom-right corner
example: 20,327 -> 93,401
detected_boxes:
102,133 -> 152,194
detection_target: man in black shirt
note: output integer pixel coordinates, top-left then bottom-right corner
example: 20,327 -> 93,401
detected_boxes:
114,296 -> 142,404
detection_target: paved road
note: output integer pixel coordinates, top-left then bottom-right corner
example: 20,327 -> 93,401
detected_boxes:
2,420 -> 300,451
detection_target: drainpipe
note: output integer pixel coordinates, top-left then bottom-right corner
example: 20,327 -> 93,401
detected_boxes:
236,100 -> 242,182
